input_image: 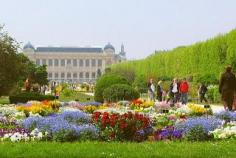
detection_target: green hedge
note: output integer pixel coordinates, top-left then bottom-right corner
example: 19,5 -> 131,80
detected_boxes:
111,29 -> 236,85
103,84 -> 140,102
9,92 -> 55,104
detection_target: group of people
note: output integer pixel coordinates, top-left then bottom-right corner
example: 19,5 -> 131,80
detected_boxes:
147,65 -> 236,111
148,78 -> 189,105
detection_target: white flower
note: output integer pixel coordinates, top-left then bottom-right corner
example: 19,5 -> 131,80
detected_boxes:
37,132 -> 43,139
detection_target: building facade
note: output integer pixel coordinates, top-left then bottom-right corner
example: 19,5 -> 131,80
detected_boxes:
23,42 -> 126,83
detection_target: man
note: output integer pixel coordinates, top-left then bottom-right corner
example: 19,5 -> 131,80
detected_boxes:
198,83 -> 208,103
219,66 -> 236,111
179,78 -> 189,105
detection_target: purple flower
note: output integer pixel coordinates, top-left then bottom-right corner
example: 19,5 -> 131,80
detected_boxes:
159,128 -> 182,140
214,110 -> 236,121
22,111 -> 98,139
174,116 -> 221,135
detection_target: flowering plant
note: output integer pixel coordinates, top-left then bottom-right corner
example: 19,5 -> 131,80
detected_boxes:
17,100 -> 61,116
187,103 -> 212,116
130,99 -> 154,111
92,111 -> 151,141
154,127 -> 182,140
22,111 -> 97,142
174,116 -> 221,138
210,121 -> 236,139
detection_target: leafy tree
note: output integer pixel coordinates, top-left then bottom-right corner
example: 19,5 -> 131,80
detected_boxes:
32,65 -> 48,86
0,26 -> 22,96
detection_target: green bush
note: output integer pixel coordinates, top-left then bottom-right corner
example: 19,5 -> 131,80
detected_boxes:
207,85 -> 220,103
103,84 -> 140,102
185,125 -> 211,141
94,74 -> 129,102
9,92 -> 55,104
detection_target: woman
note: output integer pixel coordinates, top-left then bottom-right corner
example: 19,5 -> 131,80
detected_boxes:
219,66 -> 236,111
148,78 -> 155,101
169,78 -> 179,104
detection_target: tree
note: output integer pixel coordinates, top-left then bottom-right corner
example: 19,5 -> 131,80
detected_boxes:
32,65 -> 48,86
0,26 -> 48,96
0,26 -> 22,96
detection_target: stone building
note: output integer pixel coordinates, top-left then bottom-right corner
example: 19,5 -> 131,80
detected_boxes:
23,42 -> 126,83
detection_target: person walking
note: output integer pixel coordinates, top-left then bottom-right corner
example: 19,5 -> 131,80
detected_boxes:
198,83 -> 208,103
156,81 -> 163,101
179,78 -> 189,105
169,78 -> 179,103
148,78 -> 155,101
219,66 -> 236,111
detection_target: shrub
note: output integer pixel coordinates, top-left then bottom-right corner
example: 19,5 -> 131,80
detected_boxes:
94,74 -> 129,102
103,84 -> 140,102
207,85 -> 220,103
9,92 -> 55,104
185,125 -> 210,141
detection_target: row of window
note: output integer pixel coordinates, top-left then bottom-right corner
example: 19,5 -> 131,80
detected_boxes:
36,59 -> 103,67
48,72 -> 97,79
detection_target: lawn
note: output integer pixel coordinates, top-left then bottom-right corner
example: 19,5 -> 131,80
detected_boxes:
0,140 -> 235,158
59,91 -> 94,102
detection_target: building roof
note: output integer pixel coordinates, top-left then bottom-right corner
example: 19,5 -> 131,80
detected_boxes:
35,47 -> 103,53
23,42 -> 35,50
104,43 -> 115,51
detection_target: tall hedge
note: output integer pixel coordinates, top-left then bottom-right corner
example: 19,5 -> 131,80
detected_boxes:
111,29 -> 236,84
94,74 -> 129,102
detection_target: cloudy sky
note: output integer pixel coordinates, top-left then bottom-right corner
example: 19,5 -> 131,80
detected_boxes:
1,0 -> 236,59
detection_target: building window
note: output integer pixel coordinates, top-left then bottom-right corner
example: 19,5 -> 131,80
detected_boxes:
48,73 -> 52,79
98,59 -> 102,67
85,72 -> 89,79
73,73 -> 77,79
55,73 -> 59,79
79,72 -> 83,79
79,59 -> 84,67
85,59 -> 90,67
61,72 -> 65,78
92,59 -> 96,67
42,59 -> 46,65
92,72 -> 96,78
67,72 -> 71,78
54,59 -> 59,66
48,59 -> 53,67
61,59 -> 65,66
36,59 -> 40,65
73,59 -> 77,67
67,59 -> 71,65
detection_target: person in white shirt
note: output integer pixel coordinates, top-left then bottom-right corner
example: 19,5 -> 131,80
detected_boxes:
148,78 -> 155,101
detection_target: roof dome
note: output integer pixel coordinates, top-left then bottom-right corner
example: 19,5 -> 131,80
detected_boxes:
104,42 -> 115,51
23,42 -> 35,50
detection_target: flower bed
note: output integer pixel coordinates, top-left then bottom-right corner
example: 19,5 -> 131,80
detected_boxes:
1,99 -> 236,143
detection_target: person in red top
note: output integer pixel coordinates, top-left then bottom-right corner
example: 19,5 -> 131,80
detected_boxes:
179,78 -> 189,104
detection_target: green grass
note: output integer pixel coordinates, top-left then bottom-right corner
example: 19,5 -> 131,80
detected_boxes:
59,91 -> 94,102
0,96 -> 9,105
0,140 -> 235,158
